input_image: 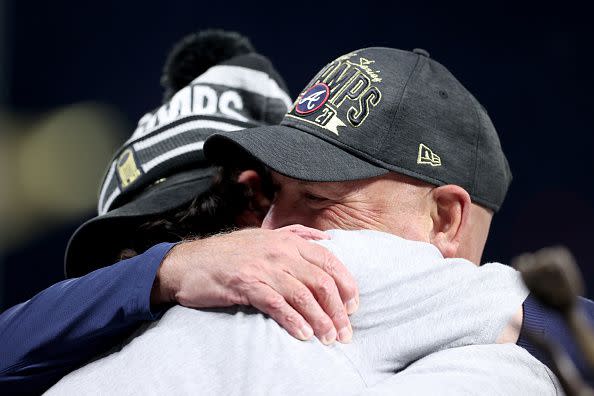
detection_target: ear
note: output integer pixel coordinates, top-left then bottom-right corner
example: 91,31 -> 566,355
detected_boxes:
235,169 -> 271,227
429,185 -> 472,258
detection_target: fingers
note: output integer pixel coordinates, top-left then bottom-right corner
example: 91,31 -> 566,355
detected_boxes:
308,271 -> 353,343
177,228 -> 359,345
245,282 -> 314,342
276,224 -> 330,241
273,270 -> 350,344
296,238 -> 359,315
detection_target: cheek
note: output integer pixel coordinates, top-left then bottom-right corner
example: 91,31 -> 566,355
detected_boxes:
387,212 -> 432,242
292,206 -> 339,229
303,213 -> 339,230
307,206 -> 361,231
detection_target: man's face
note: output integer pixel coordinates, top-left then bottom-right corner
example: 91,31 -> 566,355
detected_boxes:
262,171 -> 434,242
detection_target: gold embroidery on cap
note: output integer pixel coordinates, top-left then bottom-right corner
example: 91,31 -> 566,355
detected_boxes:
417,143 -> 442,167
290,53 -> 383,134
117,149 -> 142,188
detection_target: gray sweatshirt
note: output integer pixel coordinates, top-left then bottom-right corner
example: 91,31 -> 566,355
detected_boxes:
46,230 -> 561,395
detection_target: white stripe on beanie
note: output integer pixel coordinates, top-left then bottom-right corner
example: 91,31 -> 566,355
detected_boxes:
132,120 -> 243,152
101,187 -> 121,216
98,162 -> 117,215
141,142 -> 205,173
193,65 -> 293,109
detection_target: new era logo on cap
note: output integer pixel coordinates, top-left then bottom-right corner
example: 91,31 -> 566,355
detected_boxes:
417,144 -> 441,167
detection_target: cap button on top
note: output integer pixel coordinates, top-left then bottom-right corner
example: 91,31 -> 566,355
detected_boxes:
413,48 -> 430,58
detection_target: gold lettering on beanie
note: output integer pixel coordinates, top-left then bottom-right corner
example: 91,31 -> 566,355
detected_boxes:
117,149 -> 142,188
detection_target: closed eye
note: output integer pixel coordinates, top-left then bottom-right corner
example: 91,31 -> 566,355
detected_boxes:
303,192 -> 327,202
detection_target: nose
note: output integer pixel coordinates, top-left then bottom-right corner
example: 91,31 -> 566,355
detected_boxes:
262,193 -> 307,229
261,202 -> 284,229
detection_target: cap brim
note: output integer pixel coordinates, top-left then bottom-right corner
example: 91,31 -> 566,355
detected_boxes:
204,125 -> 389,182
65,168 -> 215,278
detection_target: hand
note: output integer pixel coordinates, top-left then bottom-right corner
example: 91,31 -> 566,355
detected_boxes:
151,225 -> 359,344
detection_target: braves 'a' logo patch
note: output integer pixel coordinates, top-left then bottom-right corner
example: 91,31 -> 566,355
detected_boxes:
296,83 -> 330,114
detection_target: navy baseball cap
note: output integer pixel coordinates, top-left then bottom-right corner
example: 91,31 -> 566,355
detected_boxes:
204,47 -> 512,212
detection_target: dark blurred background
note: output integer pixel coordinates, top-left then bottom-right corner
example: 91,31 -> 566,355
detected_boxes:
1,0 -> 592,310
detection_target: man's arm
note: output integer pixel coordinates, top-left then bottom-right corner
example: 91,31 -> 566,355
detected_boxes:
151,226 -> 359,344
0,242 -> 174,394
517,295 -> 594,387
0,226 -> 359,394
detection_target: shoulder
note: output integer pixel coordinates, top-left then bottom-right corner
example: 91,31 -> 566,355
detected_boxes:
320,229 -> 441,256
313,229 -> 444,279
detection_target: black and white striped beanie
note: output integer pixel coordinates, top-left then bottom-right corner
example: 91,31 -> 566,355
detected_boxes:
98,53 -> 291,215
65,51 -> 291,278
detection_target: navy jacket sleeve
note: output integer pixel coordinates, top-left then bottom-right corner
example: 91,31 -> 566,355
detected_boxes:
0,242 -> 175,395
518,294 -> 594,387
